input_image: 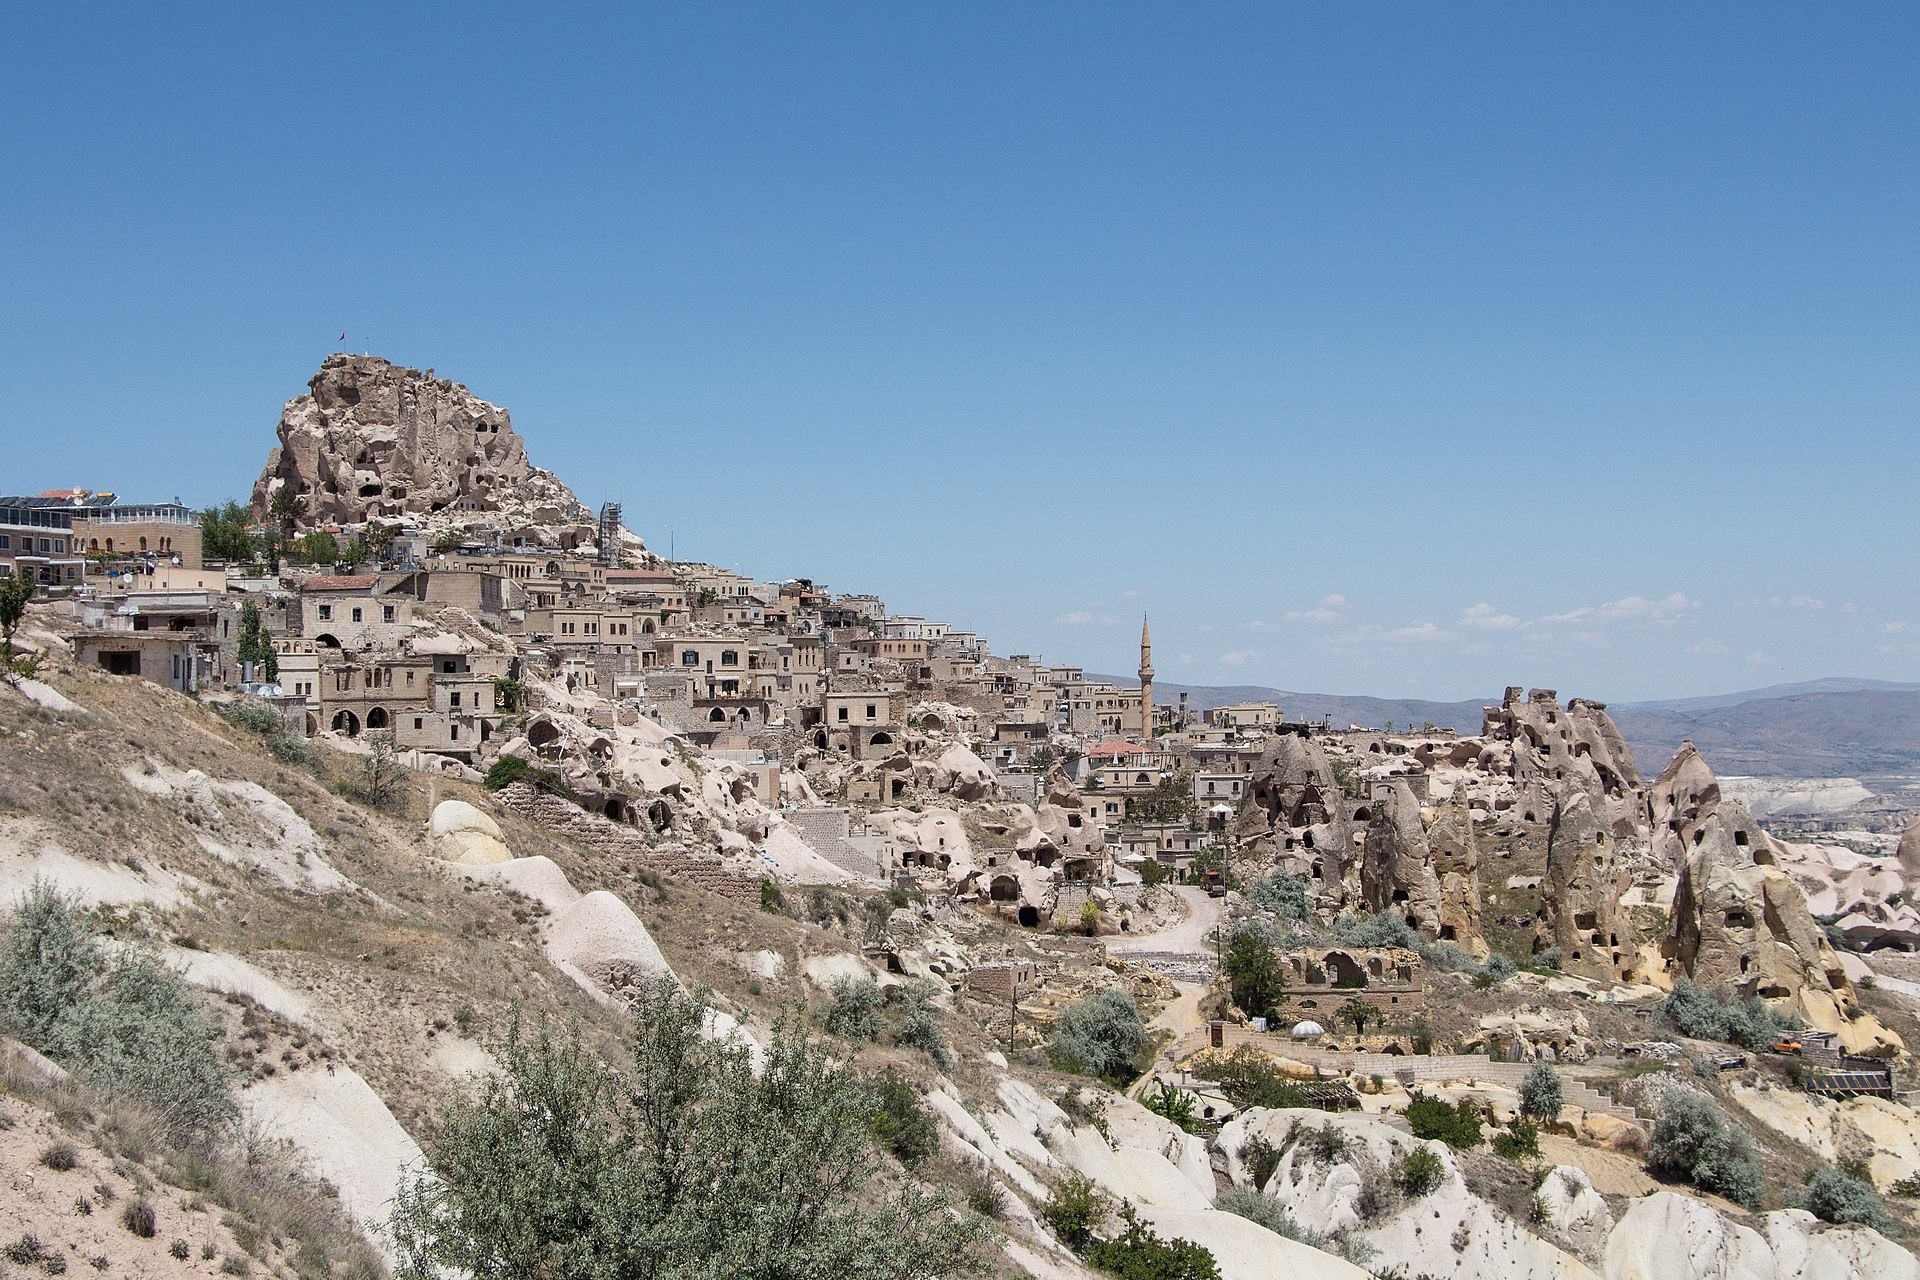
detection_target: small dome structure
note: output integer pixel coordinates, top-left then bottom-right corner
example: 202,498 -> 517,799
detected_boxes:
1290,1020 -> 1326,1039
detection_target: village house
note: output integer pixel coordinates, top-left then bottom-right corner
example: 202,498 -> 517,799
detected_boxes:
69,583 -> 225,691
298,575 -> 413,651
1207,701 -> 1282,732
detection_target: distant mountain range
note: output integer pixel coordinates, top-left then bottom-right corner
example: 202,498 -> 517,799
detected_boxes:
1096,675 -> 1920,780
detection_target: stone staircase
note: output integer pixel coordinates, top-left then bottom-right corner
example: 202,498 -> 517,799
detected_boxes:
496,782 -> 764,903
783,808 -> 885,882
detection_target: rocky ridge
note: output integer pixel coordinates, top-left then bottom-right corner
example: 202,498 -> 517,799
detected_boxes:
251,354 -> 602,549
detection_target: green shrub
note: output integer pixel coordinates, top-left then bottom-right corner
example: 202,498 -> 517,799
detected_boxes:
1648,1091 -> 1763,1208
1143,1080 -> 1200,1133
1519,1063 -> 1563,1121
1299,1121 -> 1351,1165
1404,1093 -> 1482,1150
1247,870 -> 1310,920
1085,1203 -> 1221,1279
1237,1135 -> 1282,1191
1352,1157 -> 1400,1221
759,877 -> 785,913
1493,1120 -> 1540,1161
1890,1172 -> 1920,1198
824,976 -> 886,1041
1393,1145 -> 1445,1198
0,884 -> 235,1145
1421,940 -> 1481,973
0,880 -> 101,1044
1215,1185 -> 1322,1246
58,949 -> 238,1142
4,1234 -> 53,1265
867,1069 -> 938,1167
218,700 -> 283,736
1049,989 -> 1150,1084
1803,1167 -> 1893,1232
390,981 -> 982,1278
1661,980 -> 1794,1051
120,1199 -> 157,1238
953,1161 -> 1004,1219
39,1140 -> 78,1171
890,980 -> 953,1069
1042,1173 -> 1107,1252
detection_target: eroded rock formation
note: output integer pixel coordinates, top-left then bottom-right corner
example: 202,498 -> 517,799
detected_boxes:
1656,744 -> 1900,1055
252,354 -> 597,547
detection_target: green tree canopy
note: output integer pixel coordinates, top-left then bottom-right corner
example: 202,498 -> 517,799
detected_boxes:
198,500 -> 257,563
1223,931 -> 1288,1023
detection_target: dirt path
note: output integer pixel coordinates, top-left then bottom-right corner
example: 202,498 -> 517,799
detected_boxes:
1107,886 -> 1225,957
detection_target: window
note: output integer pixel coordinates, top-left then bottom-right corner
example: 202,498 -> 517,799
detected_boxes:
451,692 -> 461,707
0,536 -> 8,549
406,670 -> 414,684
721,650 -> 739,666
682,650 -> 700,666
350,607 -> 363,622
383,605 -> 396,622
450,725 -> 459,741
865,703 -> 876,720
414,717 -> 423,730
318,604 -> 333,621
837,706 -> 849,722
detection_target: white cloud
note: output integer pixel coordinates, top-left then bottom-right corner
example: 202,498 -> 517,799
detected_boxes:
1532,592 -> 1698,629
1117,587 -> 1148,599
1176,653 -> 1195,665
1686,640 -> 1730,655
1746,651 -> 1777,666
1052,610 -> 1115,626
1882,621 -> 1914,634
1737,595 -> 1825,611
1285,594 -> 1348,623
1383,622 -> 1446,642
1459,602 -> 1522,631
1218,649 -> 1260,667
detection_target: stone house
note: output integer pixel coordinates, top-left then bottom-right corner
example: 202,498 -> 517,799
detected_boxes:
1207,701 -> 1282,732
299,575 -> 412,651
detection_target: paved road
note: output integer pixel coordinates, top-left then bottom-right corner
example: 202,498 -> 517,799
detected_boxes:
1106,886 -> 1226,958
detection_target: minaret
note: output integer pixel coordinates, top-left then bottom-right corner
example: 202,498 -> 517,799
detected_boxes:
1137,614 -> 1155,740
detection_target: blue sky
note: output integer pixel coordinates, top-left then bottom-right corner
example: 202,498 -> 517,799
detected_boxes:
3,5 -> 1915,701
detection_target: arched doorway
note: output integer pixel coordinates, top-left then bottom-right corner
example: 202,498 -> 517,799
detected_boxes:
331,710 -> 361,736
366,707 -> 389,730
